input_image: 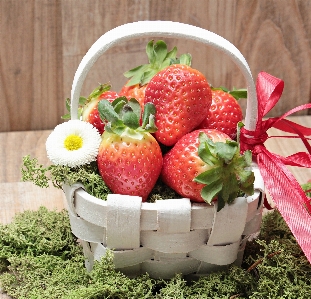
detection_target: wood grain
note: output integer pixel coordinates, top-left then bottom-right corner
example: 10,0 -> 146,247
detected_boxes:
0,182 -> 66,225
0,130 -> 52,183
0,0 -> 64,132
1,0 -> 310,132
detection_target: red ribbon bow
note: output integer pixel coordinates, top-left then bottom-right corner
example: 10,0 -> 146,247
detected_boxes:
240,71 -> 311,263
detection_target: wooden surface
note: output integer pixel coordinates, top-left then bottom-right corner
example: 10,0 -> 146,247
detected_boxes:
1,0 -> 311,132
0,130 -> 66,226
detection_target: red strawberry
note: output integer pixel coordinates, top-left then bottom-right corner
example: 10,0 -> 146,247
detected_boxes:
120,40 -> 191,111
82,84 -> 119,135
119,83 -> 147,109
97,97 -> 163,201
197,88 -> 244,140
161,128 -> 254,210
144,64 -> 212,146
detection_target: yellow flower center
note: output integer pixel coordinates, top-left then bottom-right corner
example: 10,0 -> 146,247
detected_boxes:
64,134 -> 83,151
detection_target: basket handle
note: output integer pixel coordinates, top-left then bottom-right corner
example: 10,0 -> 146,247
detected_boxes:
70,21 -> 257,131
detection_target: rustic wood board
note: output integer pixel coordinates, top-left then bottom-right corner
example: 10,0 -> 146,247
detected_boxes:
1,0 -> 311,132
0,182 -> 66,225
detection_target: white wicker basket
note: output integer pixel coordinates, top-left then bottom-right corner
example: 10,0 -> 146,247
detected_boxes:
64,21 -> 264,279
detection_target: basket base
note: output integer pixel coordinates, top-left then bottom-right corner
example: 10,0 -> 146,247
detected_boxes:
80,238 -> 248,279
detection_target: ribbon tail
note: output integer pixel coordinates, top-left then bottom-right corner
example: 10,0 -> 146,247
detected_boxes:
256,147 -> 311,263
275,152 -> 311,168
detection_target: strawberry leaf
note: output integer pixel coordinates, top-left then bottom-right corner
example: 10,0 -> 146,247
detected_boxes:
151,40 -> 168,68
124,40 -> 192,87
195,132 -> 255,211
198,133 -> 218,165
166,46 -> 178,59
211,86 -> 247,100
180,53 -> 192,66
216,195 -> 226,212
112,97 -> 128,114
125,65 -> 149,86
98,100 -> 121,124
201,180 -> 223,204
141,70 -> 158,86
88,83 -> 111,100
141,102 -> 157,133
61,113 -> 70,120
79,96 -> 88,106
124,64 -> 148,79
122,107 -> 140,129
98,97 -> 157,138
144,114 -> 157,133
194,166 -> 222,185
229,88 -> 247,100
61,97 -> 87,120
215,141 -> 238,163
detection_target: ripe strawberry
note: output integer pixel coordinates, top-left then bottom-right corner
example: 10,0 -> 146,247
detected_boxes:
82,84 -> 119,135
144,64 -> 212,146
119,83 -> 147,109
97,97 -> 163,201
197,88 -> 245,140
161,128 -> 254,211
120,40 -> 191,110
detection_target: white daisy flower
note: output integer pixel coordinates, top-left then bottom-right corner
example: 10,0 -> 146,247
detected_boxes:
46,120 -> 102,167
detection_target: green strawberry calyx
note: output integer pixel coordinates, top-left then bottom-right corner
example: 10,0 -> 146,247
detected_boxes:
97,97 -> 157,140
194,131 -> 255,211
124,40 -> 192,87
211,86 -> 247,101
62,83 -> 112,120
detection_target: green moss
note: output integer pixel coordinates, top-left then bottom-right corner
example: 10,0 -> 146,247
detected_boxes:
0,207 -> 80,259
1,208 -> 311,298
21,156 -> 110,200
147,179 -> 182,202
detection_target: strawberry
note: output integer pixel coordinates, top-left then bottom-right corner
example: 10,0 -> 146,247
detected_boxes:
161,128 -> 254,211
119,83 -> 147,109
97,97 -> 163,201
82,84 -> 120,135
144,64 -> 212,146
197,88 -> 245,140
120,40 -> 191,110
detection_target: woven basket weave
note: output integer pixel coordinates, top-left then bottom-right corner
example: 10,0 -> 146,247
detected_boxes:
64,21 -> 264,279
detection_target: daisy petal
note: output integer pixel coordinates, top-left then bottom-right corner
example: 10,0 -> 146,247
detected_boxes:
46,120 -> 102,167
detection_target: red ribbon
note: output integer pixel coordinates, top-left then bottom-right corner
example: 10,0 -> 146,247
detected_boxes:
240,71 -> 311,263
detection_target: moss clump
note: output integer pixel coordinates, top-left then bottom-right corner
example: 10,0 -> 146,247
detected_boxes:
21,156 -> 111,200
147,179 -> 182,202
1,208 -> 311,298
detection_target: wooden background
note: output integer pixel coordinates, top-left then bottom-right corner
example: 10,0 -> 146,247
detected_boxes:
1,0 -> 311,133
1,2 -> 311,297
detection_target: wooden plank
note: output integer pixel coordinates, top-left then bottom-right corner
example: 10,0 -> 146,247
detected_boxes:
60,0 -> 151,103
0,0 -> 63,132
0,182 -> 66,225
0,130 -> 52,183
1,0 -> 311,133
265,115 -> 311,184
0,293 -> 10,299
